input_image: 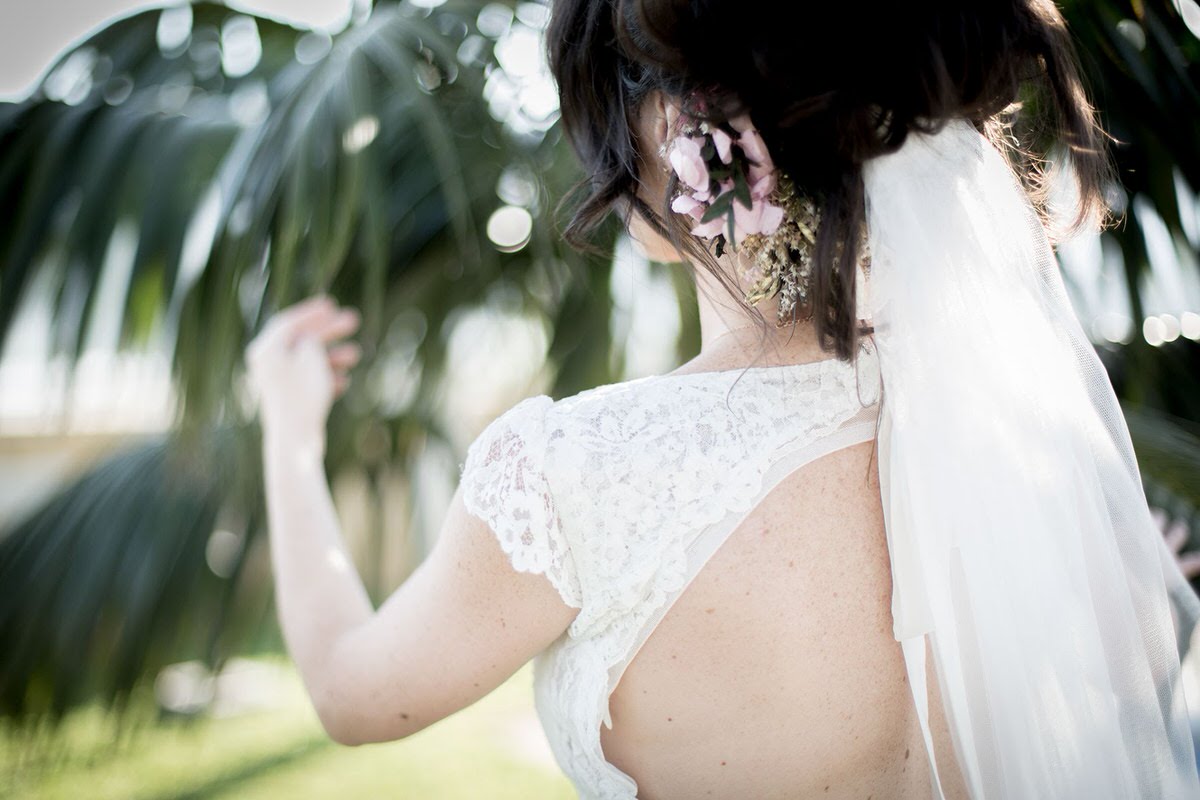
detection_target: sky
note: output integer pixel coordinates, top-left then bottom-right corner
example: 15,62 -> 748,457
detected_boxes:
0,0 -> 355,101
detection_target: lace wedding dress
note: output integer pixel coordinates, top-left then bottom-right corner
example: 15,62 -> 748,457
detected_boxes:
457,120 -> 1200,799
459,343 -> 884,799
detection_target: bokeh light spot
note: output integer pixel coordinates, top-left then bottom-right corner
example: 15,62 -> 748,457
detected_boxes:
486,205 -> 533,252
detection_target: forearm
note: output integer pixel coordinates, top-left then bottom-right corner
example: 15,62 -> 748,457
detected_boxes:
261,428 -> 374,705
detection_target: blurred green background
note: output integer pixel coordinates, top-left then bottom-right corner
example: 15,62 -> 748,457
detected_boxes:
1,0 -> 1199,796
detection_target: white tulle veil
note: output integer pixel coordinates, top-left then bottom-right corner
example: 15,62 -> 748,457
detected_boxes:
861,118 -> 1200,799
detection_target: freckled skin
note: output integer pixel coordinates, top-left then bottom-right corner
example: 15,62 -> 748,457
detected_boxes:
598,441 -> 971,800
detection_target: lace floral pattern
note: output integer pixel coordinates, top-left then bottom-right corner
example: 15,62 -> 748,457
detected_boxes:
460,350 -> 881,799
459,394 -> 583,609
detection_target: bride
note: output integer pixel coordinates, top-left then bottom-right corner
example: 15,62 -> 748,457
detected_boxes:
245,1 -> 1200,798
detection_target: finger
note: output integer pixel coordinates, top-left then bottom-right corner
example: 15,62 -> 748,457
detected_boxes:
1165,519 -> 1189,553
1167,529 -> 1187,555
1179,552 -> 1200,580
332,372 -> 350,396
285,293 -> 334,314
289,306 -> 361,347
277,299 -> 343,347
1150,506 -> 1168,532
327,342 -> 363,370
278,294 -> 336,329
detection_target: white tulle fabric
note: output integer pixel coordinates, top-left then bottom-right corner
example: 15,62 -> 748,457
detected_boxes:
460,357 -> 880,799
863,118 -> 1200,799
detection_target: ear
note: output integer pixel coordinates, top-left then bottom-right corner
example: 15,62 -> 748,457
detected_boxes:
645,90 -> 680,156
662,94 -> 681,142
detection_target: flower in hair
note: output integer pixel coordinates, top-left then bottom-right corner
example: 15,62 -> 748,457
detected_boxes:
663,112 -> 785,254
660,100 -> 830,327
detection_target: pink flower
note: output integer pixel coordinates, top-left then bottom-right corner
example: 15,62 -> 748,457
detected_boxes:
738,128 -> 773,173
668,135 -> 710,193
671,194 -> 705,219
732,198 -> 785,238
670,107 -> 784,248
690,216 -> 727,239
748,162 -> 773,186
710,128 -> 733,164
749,171 -> 776,200
723,113 -> 776,184
728,113 -> 755,133
760,203 -> 785,233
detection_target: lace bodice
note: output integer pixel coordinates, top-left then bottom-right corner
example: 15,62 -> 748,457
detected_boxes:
459,344 -> 883,799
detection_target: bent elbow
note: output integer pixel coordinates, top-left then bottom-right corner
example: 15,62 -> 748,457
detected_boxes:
314,698 -> 418,747
315,703 -> 364,747
327,725 -> 366,748
310,686 -> 372,747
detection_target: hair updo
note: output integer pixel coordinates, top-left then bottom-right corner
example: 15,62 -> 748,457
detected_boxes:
545,0 -> 1115,361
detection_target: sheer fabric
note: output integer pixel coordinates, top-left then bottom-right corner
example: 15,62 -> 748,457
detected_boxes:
863,119 -> 1200,799
459,393 -> 584,610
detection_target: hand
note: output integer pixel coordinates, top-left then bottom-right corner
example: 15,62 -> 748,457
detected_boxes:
1153,507 -> 1200,581
245,294 -> 362,443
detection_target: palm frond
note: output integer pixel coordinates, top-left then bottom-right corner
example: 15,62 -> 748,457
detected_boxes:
0,428 -> 255,720
0,0 -> 620,726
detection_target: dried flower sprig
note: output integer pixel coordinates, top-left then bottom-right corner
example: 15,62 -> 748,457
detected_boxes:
738,175 -> 820,323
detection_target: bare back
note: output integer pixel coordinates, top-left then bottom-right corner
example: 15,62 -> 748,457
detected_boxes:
600,437 -> 971,799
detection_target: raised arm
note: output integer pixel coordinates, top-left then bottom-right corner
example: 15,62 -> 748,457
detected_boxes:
246,295 -> 580,746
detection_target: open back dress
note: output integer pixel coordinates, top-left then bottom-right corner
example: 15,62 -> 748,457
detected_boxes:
456,339 -> 959,799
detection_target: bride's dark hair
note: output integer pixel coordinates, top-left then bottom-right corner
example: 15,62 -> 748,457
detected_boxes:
545,0 -> 1115,361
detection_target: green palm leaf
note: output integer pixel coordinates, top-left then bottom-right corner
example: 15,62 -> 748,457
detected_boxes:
0,0 -> 620,723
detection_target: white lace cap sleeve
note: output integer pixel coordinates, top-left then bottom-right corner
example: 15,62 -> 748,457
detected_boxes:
459,394 -> 583,610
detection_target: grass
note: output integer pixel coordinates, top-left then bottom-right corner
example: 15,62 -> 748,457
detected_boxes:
1,657 -> 576,799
